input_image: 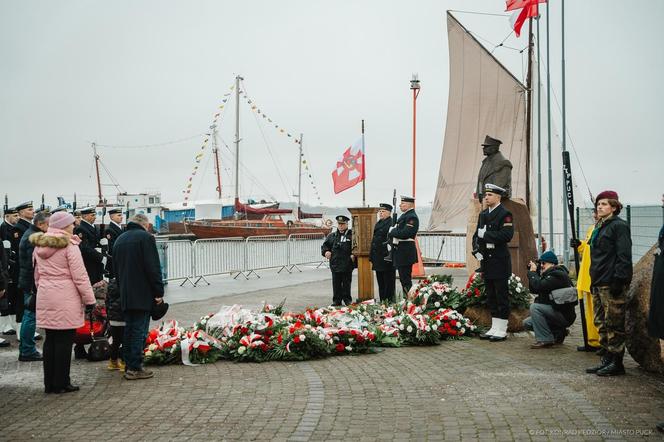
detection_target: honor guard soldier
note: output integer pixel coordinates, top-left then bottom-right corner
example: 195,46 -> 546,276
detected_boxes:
0,206 -> 19,336
473,184 -> 514,342
370,203 -> 396,302
321,215 -> 355,306
74,207 -> 104,284
104,208 -> 124,277
388,196 -> 419,297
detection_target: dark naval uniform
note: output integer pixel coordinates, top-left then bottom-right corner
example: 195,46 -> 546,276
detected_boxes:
388,204 -> 419,295
103,221 -> 123,277
11,217 -> 31,323
370,205 -> 395,302
75,220 -> 104,284
472,202 -> 514,321
0,216 -> 20,319
321,219 -> 354,306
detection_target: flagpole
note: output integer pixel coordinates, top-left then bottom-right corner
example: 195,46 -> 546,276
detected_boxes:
361,120 -> 366,207
561,0 -> 569,266
410,74 -> 420,199
546,0 -> 554,250
537,11 -> 543,253
525,16 -> 534,211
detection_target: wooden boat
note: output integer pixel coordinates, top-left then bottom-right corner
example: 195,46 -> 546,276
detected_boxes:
186,214 -> 331,239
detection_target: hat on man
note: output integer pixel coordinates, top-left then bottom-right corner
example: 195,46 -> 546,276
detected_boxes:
49,212 -> 76,230
108,208 -> 123,215
4,206 -> 17,215
400,196 -> 415,203
335,215 -> 350,223
51,206 -> 68,214
484,183 -> 507,196
379,203 -> 393,212
15,201 -> 33,212
595,190 -> 619,204
79,207 -> 96,215
481,135 -> 502,147
150,301 -> 169,321
539,250 -> 559,265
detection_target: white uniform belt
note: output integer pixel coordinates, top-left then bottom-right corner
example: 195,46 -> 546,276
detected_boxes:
393,238 -> 415,244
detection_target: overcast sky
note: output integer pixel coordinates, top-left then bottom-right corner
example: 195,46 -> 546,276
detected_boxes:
1,0 -> 662,211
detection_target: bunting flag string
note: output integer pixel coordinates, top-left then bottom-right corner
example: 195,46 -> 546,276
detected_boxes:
239,87 -> 323,205
180,80 -> 236,206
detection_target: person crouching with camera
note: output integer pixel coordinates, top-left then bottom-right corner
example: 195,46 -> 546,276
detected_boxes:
523,251 -> 577,349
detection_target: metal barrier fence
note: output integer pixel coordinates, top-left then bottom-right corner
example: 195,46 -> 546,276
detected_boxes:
417,232 -> 466,264
244,235 -> 289,278
286,233 -> 327,271
192,237 -> 245,285
156,239 -> 195,286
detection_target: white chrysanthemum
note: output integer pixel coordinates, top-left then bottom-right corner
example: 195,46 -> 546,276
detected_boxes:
406,326 -> 413,333
434,302 -> 441,308
238,346 -> 247,355
425,326 -> 431,332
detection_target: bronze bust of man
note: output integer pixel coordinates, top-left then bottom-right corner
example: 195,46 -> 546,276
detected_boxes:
476,135 -> 512,201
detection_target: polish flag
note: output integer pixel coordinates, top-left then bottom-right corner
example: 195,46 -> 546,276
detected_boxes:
507,0 -> 546,37
331,138 -> 365,194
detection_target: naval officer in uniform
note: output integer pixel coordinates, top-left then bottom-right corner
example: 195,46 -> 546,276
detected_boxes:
103,208 -> 124,277
370,203 -> 395,302
74,207 -> 104,285
388,196 -> 419,297
472,183 -> 514,342
321,215 -> 355,306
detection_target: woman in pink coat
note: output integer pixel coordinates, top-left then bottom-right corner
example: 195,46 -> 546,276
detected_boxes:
32,211 -> 96,394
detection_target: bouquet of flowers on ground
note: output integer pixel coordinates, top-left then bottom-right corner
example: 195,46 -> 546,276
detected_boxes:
409,277 -> 464,311
461,272 -> 531,309
181,330 -> 224,365
144,320 -> 184,365
429,308 -> 476,338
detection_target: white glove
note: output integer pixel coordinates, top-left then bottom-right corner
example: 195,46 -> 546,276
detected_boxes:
386,244 -> 392,252
477,226 -> 486,238
102,257 -> 107,267
388,226 -> 396,232
474,252 -> 484,261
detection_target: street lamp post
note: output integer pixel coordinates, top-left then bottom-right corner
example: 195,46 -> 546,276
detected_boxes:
410,74 -> 420,199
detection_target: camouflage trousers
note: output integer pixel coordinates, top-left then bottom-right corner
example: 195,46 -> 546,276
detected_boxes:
591,285 -> 626,354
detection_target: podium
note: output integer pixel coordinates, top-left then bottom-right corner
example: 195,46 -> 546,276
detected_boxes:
349,207 -> 378,301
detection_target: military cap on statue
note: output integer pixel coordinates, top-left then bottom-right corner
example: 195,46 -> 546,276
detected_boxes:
336,215 -> 350,223
15,201 -> 33,211
400,196 -> 415,203
484,183 -> 507,196
108,208 -> 123,215
4,206 -> 18,215
79,207 -> 96,215
481,135 -> 503,147
379,203 -> 393,211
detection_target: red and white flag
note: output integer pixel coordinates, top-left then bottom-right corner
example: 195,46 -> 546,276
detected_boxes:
506,0 -> 546,37
331,138 -> 365,194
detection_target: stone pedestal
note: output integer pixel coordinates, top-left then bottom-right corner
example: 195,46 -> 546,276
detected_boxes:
465,198 -> 538,288
349,207 -> 379,301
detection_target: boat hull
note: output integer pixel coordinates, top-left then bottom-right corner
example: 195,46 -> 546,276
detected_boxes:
186,222 -> 331,239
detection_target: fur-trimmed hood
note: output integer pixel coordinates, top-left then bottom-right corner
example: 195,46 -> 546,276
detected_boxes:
31,230 -> 80,260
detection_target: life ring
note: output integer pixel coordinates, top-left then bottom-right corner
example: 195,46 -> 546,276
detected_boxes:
324,219 -> 333,228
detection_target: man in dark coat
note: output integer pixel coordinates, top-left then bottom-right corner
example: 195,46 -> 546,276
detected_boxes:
74,207 -> 104,284
103,208 -> 124,277
113,214 -> 164,380
0,241 -> 10,347
388,196 -> 419,297
321,215 -> 355,306
473,184 -> 514,342
370,203 -> 395,302
17,210 -> 50,361
11,202 -> 34,327
585,190 -> 632,377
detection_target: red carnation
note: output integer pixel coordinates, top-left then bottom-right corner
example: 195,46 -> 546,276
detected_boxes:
356,335 -> 365,344
240,327 -> 249,335
261,343 -> 268,352
336,343 -> 345,352
449,329 -> 457,336
338,330 -> 346,336
277,335 -> 283,344
474,288 -> 480,296
293,336 -> 301,344
450,320 -> 457,327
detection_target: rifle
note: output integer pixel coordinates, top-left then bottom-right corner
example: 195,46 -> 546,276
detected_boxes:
3,194 -> 7,214
384,189 -> 397,262
72,193 -> 77,212
40,194 -> 45,213
562,151 -> 589,349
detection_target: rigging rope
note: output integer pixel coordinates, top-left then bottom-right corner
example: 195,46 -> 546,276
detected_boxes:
93,134 -> 205,149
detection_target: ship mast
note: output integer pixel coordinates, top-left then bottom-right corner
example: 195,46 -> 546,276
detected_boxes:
212,123 -> 222,200
234,74 -> 243,213
296,133 -> 303,220
92,142 -> 103,205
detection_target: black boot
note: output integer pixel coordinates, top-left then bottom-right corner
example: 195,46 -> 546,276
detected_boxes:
596,352 -> 625,376
586,354 -> 613,374
596,347 -> 607,357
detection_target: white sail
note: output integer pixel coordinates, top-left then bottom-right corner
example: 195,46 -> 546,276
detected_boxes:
429,12 -> 528,231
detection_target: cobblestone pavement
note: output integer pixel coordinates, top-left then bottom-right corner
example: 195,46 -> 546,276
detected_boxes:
1,269 -> 663,441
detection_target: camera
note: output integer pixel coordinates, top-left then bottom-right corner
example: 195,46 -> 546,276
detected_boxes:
527,259 -> 542,273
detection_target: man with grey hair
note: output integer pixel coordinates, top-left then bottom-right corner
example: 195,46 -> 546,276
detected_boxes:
17,210 -> 50,361
113,213 -> 164,380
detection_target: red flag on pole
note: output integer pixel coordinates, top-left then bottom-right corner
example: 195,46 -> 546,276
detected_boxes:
507,0 -> 545,37
331,138 -> 365,194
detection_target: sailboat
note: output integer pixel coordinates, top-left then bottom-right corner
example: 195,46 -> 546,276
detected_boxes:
185,75 -> 331,239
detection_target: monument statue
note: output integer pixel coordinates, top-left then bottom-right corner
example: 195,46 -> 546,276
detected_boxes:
476,135 -> 512,201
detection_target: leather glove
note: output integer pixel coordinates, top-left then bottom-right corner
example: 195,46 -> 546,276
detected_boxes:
85,304 -> 95,314
477,226 -> 486,238
609,279 -> 625,296
570,238 -> 581,249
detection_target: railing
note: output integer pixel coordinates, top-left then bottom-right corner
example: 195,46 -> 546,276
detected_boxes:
417,232 -> 466,264
192,237 -> 245,285
244,235 -> 289,278
156,239 -> 195,287
286,233 -> 327,272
